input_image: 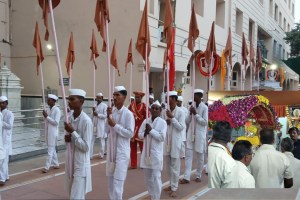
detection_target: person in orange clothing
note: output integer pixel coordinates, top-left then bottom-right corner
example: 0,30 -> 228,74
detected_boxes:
129,91 -> 147,169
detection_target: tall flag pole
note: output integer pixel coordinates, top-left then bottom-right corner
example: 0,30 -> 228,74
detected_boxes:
65,32 -> 75,89
205,21 -> 216,92
90,29 -> 100,106
39,0 -> 73,181
136,0 -> 151,165
111,39 -> 120,91
224,27 -> 232,91
241,32 -> 249,90
33,22 -> 46,109
125,39 -> 134,102
187,3 -> 199,143
250,38 -> 255,91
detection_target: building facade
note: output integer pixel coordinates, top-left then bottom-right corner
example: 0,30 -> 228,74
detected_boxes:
0,0 -> 298,106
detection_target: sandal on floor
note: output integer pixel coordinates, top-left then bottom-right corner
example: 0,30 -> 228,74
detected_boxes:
179,178 -> 190,184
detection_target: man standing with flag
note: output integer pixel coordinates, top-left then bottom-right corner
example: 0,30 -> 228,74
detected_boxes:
106,86 -> 134,200
64,89 -> 92,200
162,91 -> 185,198
90,93 -> 107,160
129,91 -> 147,169
42,94 -> 61,173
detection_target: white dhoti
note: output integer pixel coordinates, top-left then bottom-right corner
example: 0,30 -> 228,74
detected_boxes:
0,147 -> 9,181
180,141 -> 186,158
45,146 -> 59,170
70,176 -> 86,200
90,136 -> 106,158
108,176 -> 125,200
183,149 -> 204,181
165,156 -> 181,191
144,168 -> 162,200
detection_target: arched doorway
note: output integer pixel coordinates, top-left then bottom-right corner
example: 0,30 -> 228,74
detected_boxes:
231,62 -> 242,90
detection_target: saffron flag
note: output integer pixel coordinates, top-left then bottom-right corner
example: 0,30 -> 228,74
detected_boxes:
38,0 -> 60,41
136,0 -> 151,64
169,28 -> 175,90
125,39 -> 133,73
224,27 -> 232,67
188,4 -> 199,53
90,29 -> 99,70
205,21 -> 216,66
33,22 -> 44,75
220,50 -> 227,90
94,0 -> 110,52
242,32 -> 249,67
164,0 -> 173,49
65,32 -> 75,77
250,38 -> 255,67
111,40 -> 120,76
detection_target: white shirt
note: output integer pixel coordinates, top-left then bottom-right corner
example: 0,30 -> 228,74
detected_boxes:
284,152 -> 300,188
208,142 -> 238,188
160,92 -> 166,104
186,102 -> 208,153
250,144 -> 293,188
161,106 -> 185,158
235,161 -> 255,188
178,106 -> 188,142
45,105 -> 61,146
93,102 -> 107,138
67,111 -> 93,193
1,109 -> 14,155
138,117 -> 167,170
106,106 -> 134,180
0,113 -> 5,160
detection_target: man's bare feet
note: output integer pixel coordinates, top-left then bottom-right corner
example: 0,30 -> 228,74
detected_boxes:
163,186 -> 172,192
169,191 -> 177,198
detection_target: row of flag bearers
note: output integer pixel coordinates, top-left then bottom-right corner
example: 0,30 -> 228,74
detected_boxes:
41,85 -> 208,199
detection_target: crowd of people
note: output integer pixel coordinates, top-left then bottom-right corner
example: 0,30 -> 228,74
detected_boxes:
208,121 -> 300,189
1,85 -> 300,200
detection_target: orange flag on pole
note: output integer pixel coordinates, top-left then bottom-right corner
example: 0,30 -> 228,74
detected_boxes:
224,27 -> 232,67
164,0 -> 174,49
33,22 -> 44,75
65,32 -> 75,77
242,32 -> 249,67
125,39 -> 133,73
111,40 -> 120,76
188,4 -> 199,53
90,29 -> 99,69
38,0 -> 60,41
136,0 -> 151,63
94,0 -> 110,52
205,21 -> 216,66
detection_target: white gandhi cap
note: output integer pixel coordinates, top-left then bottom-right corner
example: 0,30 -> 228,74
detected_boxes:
48,94 -> 58,101
177,96 -> 183,102
96,93 -> 103,97
0,96 -> 8,102
167,91 -> 178,96
114,86 -> 126,92
151,100 -> 161,108
194,89 -> 204,94
149,95 -> 154,99
69,89 -> 86,98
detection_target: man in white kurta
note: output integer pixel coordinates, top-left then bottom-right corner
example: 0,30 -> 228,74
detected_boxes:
180,89 -> 208,184
207,121 -> 238,188
0,96 -> 14,184
281,137 -> 300,188
0,112 -> 6,186
138,101 -> 167,200
161,91 -> 185,198
250,129 -> 293,188
64,89 -> 92,200
42,94 -> 61,173
231,140 -> 255,188
106,86 -> 134,200
90,92 -> 107,159
177,96 -> 188,159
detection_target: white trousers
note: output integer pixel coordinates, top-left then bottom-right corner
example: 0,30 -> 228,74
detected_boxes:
144,168 -> 162,200
180,141 -> 186,158
70,176 -> 86,200
45,146 -> 59,170
183,149 -> 204,181
108,176 -> 125,200
0,147 -> 9,181
90,135 -> 106,158
165,156 -> 180,191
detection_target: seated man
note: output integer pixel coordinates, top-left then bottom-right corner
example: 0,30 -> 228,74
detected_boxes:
232,140 -> 255,188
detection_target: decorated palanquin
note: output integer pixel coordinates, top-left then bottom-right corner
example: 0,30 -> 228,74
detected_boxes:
209,95 -> 281,146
